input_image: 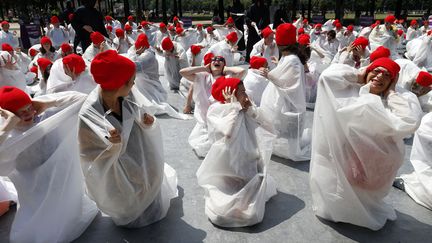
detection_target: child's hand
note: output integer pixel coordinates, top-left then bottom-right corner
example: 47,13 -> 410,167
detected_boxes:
222,87 -> 237,103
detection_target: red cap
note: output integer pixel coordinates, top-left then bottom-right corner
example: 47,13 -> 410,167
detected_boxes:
115,28 -> 125,38
176,27 -> 184,35
160,22 -> 166,29
226,17 -> 234,24
40,36 -> 52,46
416,71 -> 432,87
50,16 -> 59,24
397,29 -> 404,36
226,32 -> 238,43
211,76 -> 242,103
128,15 -> 134,21
135,33 -> 150,49
2,43 -> 13,52
261,26 -> 274,38
370,46 -> 391,62
125,24 -> 132,31
315,23 -> 322,29
29,48 -> 38,57
276,23 -> 297,46
60,43 -> 72,53
173,16 -> 179,22
37,58 -> 53,73
141,21 -> 149,27
298,27 -> 305,35
410,19 -> 418,26
366,57 -> 400,80
249,56 -> 267,69
352,36 -> 369,49
197,24 -> 203,28
203,53 -> 214,65
90,50 -> 136,90
297,34 -> 310,46
62,54 -> 86,75
190,45 -> 201,55
30,66 -> 38,75
90,32 -> 105,45
161,37 -> 174,51
106,25 -> 113,32
168,25 -> 175,31
1,21 -> 9,26
105,16 -> 113,21
68,13 -> 74,21
428,30 -> 432,36
303,19 -> 308,24
0,86 -> 32,114
384,15 -> 396,24
347,25 -> 354,32
206,26 -> 214,32
335,23 -> 343,29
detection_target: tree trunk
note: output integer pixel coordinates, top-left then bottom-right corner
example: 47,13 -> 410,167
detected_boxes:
291,0 -> 297,20
0,1 -> 4,20
308,0 -> 311,21
395,0 -> 403,19
137,0 -> 142,20
335,0 -> 344,20
218,0 -> 224,24
162,0 -> 167,23
369,0 -> 376,17
173,0 -> 177,17
178,0 -> 182,18
124,0 -> 130,18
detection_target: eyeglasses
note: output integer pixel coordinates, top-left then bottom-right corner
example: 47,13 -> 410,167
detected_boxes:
371,68 -> 392,79
212,57 -> 225,62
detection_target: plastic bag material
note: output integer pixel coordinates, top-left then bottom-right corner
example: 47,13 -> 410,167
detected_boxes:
0,91 -> 98,243
188,72 -> 216,157
82,42 -> 113,64
206,40 -> 234,67
260,55 -> 312,161
164,42 -> 189,90
369,24 -> 400,59
250,39 -> 279,70
401,112 -> 432,210
0,51 -> 27,92
196,102 -> 277,227
405,35 -> 432,70
0,177 -> 17,202
310,64 -> 422,230
243,69 -> 269,106
78,87 -> 178,227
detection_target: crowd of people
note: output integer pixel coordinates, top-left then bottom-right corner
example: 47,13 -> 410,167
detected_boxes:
0,0 -> 432,241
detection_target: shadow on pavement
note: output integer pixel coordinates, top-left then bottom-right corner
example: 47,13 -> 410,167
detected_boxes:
317,210 -> 432,243
215,191 -> 305,233
271,155 -> 310,173
74,187 -> 207,243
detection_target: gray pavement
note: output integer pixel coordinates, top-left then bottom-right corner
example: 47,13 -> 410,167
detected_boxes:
0,71 -> 432,243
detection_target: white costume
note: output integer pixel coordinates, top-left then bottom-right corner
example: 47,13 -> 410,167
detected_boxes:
369,24 -> 400,59
260,55 -> 311,161
82,42 -> 113,64
46,26 -> 69,49
79,87 -> 178,227
401,112 -> 432,210
206,40 -> 234,67
0,30 -> 19,48
113,37 -> 133,54
0,51 -> 27,92
250,39 -> 279,70
0,92 -> 98,243
405,35 -> 432,71
196,102 -> 277,227
310,64 -> 421,230
406,26 -> 421,41
163,42 -> 188,90
243,68 -> 269,106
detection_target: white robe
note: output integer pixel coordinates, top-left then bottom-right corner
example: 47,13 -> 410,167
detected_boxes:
401,112 -> 432,210
0,92 -> 98,243
163,42 -> 188,90
0,51 -> 28,93
196,102 -> 277,227
206,40 -> 234,67
405,35 -> 432,71
113,37 -> 133,54
250,39 -> 279,70
310,64 -> 421,230
82,42 -> 113,64
46,26 -> 69,49
78,87 -> 178,227
406,26 -> 421,41
369,24 -> 400,59
0,30 -> 19,48
260,54 -> 311,161
243,69 -> 269,106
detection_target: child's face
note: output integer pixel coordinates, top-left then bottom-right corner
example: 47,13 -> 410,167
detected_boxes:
16,104 -> 36,126
235,84 -> 251,108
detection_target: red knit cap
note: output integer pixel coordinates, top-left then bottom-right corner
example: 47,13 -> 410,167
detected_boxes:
2,43 -> 13,52
190,45 -> 201,55
135,33 -> 150,49
62,54 -> 86,75
30,66 -> 38,75
90,32 -> 105,45
297,34 -> 310,46
40,36 -> 52,46
0,86 -> 32,114
29,48 -> 38,57
347,25 -> 354,32
125,24 -> 132,31
60,43 -> 72,54
105,16 -> 113,21
141,21 -> 149,27
128,15 -> 134,21
203,53 -> 214,65
168,25 -> 175,31
352,36 -> 369,49
416,71 -> 432,87
226,32 -> 238,43
315,23 -> 322,29
173,16 -> 179,22
211,76 -> 242,103
366,57 -> 400,80
206,26 -> 214,32
335,23 -> 342,29
50,16 -> 59,24
1,21 -> 9,26
161,37 -> 174,51
226,17 -> 234,24
37,58 -> 52,73
261,27 -> 274,38
397,29 -> 404,36
68,13 -> 74,21
90,50 -> 136,90
197,24 -> 203,29
160,22 -> 166,28
106,25 -> 113,32
384,15 -> 396,24
115,28 -> 125,38
276,23 -> 297,46
303,19 -> 308,24
370,46 -> 391,62
411,19 -> 418,26
176,27 -> 184,35
249,56 -> 267,69
298,27 -> 305,35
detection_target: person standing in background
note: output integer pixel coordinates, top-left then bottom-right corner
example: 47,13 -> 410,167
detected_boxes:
227,0 -> 245,52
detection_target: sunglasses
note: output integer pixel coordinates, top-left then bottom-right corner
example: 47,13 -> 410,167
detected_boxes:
212,57 -> 225,62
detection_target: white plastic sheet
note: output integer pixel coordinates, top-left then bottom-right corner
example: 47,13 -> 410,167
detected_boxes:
243,69 -> 269,106
0,91 -> 98,243
369,24 -> 400,59
163,42 -> 189,90
310,64 -> 421,230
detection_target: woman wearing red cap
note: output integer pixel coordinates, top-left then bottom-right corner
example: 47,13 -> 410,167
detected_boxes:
82,31 -> 113,63
180,55 -> 245,157
335,36 -> 370,68
338,25 -> 356,51
243,56 -> 269,106
206,32 -> 239,67
159,37 -> 189,90
35,36 -> 60,62
200,26 -> 220,48
45,16 -> 70,50
405,31 -> 432,71
406,19 -> 421,41
369,15 -> 400,59
0,21 -> 19,48
79,50 -> 178,228
0,50 -> 28,93
0,86 -> 98,242
155,22 -> 170,50
250,26 -> 279,70
260,23 -> 312,161
196,76 -> 277,227
113,28 -> 133,54
310,58 -> 422,230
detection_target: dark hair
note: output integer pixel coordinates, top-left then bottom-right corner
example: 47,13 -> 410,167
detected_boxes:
82,0 -> 97,8
42,64 -> 52,82
40,45 -> 55,54
327,30 -> 336,39
278,43 -> 310,65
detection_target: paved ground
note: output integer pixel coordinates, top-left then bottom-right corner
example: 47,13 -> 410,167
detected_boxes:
0,69 -> 431,243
